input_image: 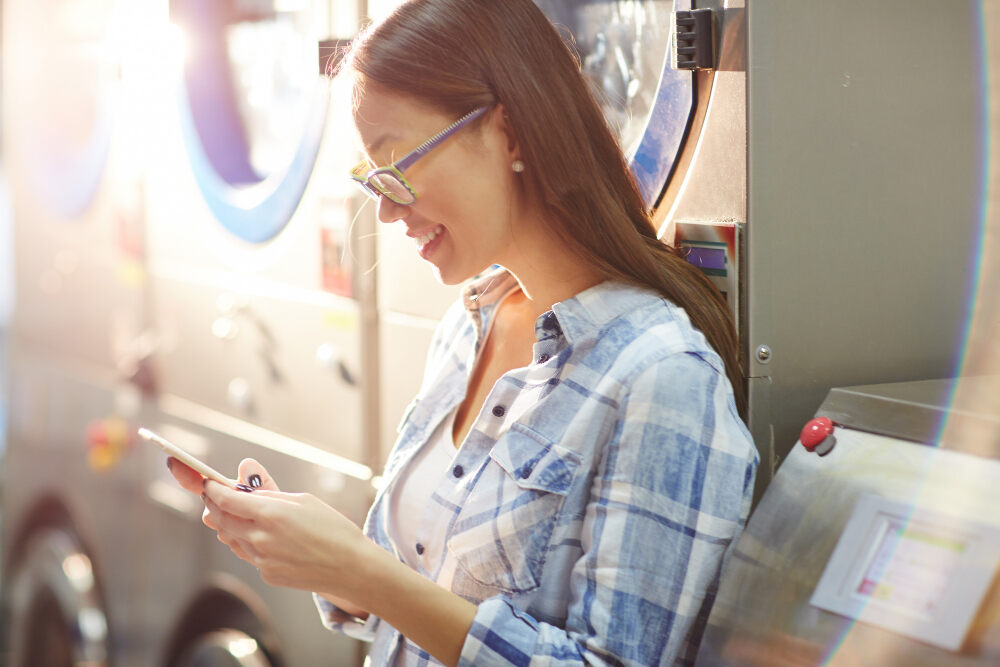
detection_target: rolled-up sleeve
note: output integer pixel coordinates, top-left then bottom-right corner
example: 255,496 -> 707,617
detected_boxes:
458,351 -> 757,666
313,593 -> 381,642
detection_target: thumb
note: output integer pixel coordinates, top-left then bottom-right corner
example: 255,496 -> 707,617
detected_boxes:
237,458 -> 280,492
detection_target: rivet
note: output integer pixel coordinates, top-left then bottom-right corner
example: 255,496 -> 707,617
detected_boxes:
756,345 -> 772,364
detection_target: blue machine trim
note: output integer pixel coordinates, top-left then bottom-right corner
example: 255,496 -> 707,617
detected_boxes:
627,0 -> 695,210
177,79 -> 329,245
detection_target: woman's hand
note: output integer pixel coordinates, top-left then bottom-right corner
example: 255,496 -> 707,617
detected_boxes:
202,480 -> 371,596
167,457 -> 279,563
168,456 -> 475,666
167,457 -> 371,616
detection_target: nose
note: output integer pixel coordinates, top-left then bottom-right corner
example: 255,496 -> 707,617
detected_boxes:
376,195 -> 409,224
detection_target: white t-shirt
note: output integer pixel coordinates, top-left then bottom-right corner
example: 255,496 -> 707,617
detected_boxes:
388,410 -> 458,569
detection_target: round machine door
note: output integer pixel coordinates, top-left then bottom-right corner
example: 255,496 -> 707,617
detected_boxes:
175,629 -> 274,667
170,0 -> 330,243
6,0 -> 116,219
4,527 -> 110,666
534,0 -> 695,210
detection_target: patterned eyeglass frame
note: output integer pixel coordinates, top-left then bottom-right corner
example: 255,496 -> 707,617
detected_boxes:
350,105 -> 492,205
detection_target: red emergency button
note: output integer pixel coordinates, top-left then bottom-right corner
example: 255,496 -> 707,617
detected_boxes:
801,417 -> 836,456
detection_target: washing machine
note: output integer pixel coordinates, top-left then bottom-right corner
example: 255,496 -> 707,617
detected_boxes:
137,0 -> 374,664
1,0 -> 153,663
531,0 -> 744,352
530,0 -> 985,503
3,0 -> 374,664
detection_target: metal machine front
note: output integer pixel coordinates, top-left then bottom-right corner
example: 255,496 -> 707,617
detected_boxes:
697,377 -> 1000,665
2,0 -> 375,665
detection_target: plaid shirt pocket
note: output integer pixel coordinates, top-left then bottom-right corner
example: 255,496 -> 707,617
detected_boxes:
448,427 -> 582,594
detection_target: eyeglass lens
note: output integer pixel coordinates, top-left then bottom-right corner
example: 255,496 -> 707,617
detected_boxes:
370,171 -> 414,204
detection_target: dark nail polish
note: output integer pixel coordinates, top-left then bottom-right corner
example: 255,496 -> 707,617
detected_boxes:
236,483 -> 254,493
249,474 -> 262,488
166,457 -> 173,471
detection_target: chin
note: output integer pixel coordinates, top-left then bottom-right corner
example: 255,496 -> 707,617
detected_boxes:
430,262 -> 487,287
431,267 -> 467,287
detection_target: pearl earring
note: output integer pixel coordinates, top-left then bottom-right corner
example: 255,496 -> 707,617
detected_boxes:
512,159 -> 525,173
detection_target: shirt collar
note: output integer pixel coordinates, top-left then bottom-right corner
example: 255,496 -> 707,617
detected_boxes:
461,267 -> 519,312
460,268 -> 521,344
462,268 -> 662,346
551,280 -> 661,346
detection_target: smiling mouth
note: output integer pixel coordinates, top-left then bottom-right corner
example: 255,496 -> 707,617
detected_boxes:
416,225 -> 444,251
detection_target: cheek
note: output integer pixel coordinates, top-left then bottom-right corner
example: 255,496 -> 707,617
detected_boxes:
419,148 -> 515,233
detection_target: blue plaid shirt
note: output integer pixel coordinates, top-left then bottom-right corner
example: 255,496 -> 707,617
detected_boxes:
316,269 -> 757,666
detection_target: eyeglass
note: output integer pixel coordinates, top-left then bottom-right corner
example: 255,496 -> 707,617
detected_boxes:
350,105 -> 491,206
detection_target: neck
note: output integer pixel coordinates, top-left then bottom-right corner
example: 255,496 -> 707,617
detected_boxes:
499,234 -> 604,323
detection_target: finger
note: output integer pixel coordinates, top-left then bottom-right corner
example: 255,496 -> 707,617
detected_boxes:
234,536 -> 260,561
202,491 -> 257,538
202,504 -> 218,530
237,458 -> 280,492
218,533 -> 256,563
167,457 -> 205,494
203,502 -> 258,566
219,533 -> 251,563
204,479 -> 293,521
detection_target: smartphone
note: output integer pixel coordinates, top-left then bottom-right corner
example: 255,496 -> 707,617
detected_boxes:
138,427 -> 249,491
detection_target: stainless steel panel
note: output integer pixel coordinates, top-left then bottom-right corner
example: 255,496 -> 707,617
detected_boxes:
745,0 -> 984,489
149,278 -> 367,463
698,378 -> 1000,665
699,435 -> 1000,665
818,377 -> 1000,452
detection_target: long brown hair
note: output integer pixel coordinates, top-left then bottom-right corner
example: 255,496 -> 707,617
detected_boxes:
341,0 -> 746,419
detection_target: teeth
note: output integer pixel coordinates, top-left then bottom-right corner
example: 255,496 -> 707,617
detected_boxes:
417,227 -> 441,249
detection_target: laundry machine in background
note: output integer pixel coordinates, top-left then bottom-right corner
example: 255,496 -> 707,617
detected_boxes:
139,0 -> 375,664
2,0 -> 375,664
741,0 -> 983,488
1,0 -> 152,663
533,0 -> 984,499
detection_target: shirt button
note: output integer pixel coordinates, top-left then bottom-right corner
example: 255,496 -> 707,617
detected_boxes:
452,465 -> 464,478
520,466 -> 533,479
415,543 -> 424,555
537,353 -> 550,364
492,405 -> 506,418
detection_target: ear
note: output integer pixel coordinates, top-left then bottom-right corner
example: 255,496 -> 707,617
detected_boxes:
490,103 -> 521,161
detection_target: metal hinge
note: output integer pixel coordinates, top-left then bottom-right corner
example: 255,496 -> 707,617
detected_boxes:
673,9 -> 716,70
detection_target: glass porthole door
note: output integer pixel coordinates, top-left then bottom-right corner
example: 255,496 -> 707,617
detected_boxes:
535,0 -> 694,209
170,0 -> 330,243
11,0 -> 117,218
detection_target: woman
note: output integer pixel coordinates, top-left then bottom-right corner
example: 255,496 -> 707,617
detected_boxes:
170,1 -> 757,665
